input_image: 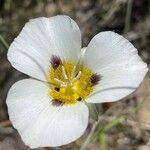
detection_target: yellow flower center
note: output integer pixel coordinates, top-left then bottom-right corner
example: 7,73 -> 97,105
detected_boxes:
48,56 -> 100,105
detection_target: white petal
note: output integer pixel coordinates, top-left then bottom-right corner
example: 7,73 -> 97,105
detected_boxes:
6,79 -> 88,148
81,47 -> 87,56
84,31 -> 148,103
8,15 -> 81,81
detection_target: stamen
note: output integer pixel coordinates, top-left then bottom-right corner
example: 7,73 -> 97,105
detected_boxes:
60,84 -> 67,87
71,66 -> 76,79
71,63 -> 82,79
71,50 -> 85,78
72,71 -> 81,83
54,78 -> 65,86
61,66 -> 68,80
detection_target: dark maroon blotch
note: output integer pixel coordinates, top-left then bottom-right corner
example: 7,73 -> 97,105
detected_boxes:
51,99 -> 63,107
50,55 -> 62,68
90,73 -> 101,85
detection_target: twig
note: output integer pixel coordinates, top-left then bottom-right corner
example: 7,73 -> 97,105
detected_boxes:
99,0 -> 127,26
0,126 -> 13,134
124,31 -> 150,41
0,120 -> 11,127
0,35 -> 9,50
124,0 -> 133,33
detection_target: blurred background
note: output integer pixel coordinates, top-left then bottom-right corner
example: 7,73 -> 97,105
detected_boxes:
0,0 -> 150,149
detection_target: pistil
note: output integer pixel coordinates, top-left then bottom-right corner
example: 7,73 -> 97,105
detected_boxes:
48,56 -> 100,105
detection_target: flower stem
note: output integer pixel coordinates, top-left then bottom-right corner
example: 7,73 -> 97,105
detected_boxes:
80,114 -> 125,150
104,116 -> 125,131
80,118 -> 100,150
124,0 -> 133,33
99,132 -> 107,150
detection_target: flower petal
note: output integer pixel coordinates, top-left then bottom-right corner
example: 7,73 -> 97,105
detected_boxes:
84,31 -> 148,103
6,79 -> 88,148
8,15 -> 81,81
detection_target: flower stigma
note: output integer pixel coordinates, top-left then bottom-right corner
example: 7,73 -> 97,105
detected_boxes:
48,55 -> 100,106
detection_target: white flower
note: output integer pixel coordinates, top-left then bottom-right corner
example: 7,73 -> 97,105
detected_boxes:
6,15 -> 148,148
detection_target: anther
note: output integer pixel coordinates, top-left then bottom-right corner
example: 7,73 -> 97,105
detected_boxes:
72,71 -> 81,83
61,66 -> 68,80
71,66 -> 76,78
54,78 -> 66,86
